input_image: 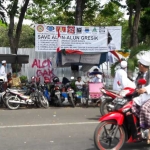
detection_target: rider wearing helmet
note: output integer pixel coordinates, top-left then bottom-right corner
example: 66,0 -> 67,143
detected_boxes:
113,60 -> 128,91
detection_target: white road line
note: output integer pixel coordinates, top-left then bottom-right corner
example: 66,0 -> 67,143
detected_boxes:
0,121 -> 99,129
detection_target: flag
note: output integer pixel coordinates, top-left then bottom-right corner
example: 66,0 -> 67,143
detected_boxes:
56,28 -> 61,52
110,50 -> 121,62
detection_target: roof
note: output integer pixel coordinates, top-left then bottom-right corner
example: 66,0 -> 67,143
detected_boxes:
0,54 -> 29,63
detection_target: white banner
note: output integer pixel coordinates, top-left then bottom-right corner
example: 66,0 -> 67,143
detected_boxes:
35,24 -> 122,52
62,54 -> 80,65
80,54 -> 101,64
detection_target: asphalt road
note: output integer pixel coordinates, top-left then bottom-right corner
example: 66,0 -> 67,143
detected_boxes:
0,106 -> 149,150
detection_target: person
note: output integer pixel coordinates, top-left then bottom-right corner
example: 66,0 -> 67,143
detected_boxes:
0,60 -> 8,90
130,55 -> 150,144
113,60 -> 128,91
8,73 -> 22,88
75,77 -> 85,90
89,68 -> 103,83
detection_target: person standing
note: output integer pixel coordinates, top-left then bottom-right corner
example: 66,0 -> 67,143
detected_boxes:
113,60 -> 128,91
0,60 -> 7,90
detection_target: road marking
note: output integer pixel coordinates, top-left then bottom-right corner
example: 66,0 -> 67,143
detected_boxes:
0,121 -> 99,129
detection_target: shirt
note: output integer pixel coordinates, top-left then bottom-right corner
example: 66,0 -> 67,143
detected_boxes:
0,65 -> 7,82
90,75 -> 102,83
75,81 -> 85,89
113,68 -> 128,91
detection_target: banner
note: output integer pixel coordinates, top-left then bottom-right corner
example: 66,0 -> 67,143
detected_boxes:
80,54 -> 101,64
35,24 -> 122,52
61,53 -> 101,65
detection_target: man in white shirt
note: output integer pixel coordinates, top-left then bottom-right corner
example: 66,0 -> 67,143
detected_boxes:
75,77 -> 85,90
113,61 -> 128,91
90,68 -> 103,83
0,60 -> 7,90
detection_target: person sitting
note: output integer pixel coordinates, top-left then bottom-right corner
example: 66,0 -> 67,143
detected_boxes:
75,77 -> 85,90
8,73 -> 22,88
89,68 -> 103,83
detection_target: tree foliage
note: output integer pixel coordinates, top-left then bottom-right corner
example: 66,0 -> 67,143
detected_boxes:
0,24 -> 34,48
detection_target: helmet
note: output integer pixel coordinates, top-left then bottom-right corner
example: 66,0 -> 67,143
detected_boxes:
53,77 -> 59,83
120,61 -> 127,68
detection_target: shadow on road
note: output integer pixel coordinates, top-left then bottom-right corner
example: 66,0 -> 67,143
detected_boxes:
122,142 -> 150,150
87,115 -> 101,121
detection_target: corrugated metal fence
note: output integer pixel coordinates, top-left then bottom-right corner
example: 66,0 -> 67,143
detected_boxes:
0,47 -> 113,87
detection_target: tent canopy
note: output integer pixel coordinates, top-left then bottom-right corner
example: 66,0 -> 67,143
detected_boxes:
0,54 -> 29,63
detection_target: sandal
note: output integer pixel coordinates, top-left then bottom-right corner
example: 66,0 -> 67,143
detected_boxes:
147,130 -> 150,144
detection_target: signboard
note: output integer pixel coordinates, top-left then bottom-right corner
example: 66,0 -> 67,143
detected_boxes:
35,24 -> 122,52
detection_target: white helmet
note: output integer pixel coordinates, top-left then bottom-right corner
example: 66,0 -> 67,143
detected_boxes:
120,61 -> 127,68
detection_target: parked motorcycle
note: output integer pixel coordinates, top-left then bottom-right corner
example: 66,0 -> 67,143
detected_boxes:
63,82 -> 75,107
5,83 -> 49,110
50,77 -> 62,106
94,78 -> 148,150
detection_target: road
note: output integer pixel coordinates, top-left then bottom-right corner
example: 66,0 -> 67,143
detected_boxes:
0,106 -> 149,150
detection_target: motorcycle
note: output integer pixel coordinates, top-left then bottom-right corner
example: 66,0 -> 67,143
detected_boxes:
99,88 -> 120,116
62,82 -> 75,107
50,82 -> 62,106
99,78 -> 136,116
5,83 -> 49,110
94,78 -> 149,150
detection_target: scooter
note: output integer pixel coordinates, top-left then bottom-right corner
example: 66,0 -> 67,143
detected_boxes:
50,82 -> 62,106
94,78 -> 149,150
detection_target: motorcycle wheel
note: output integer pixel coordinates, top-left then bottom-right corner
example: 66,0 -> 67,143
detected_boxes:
30,93 -> 41,108
100,99 -> 113,116
6,96 -> 20,110
39,96 -> 49,108
70,95 -> 75,107
94,120 -> 125,150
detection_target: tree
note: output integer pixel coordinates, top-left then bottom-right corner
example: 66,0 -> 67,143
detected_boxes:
7,0 -> 30,54
126,0 -> 150,47
0,0 -> 6,23
0,24 -> 34,48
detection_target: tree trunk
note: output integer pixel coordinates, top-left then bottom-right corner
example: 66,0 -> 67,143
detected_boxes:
128,2 -> 134,48
131,0 -> 141,47
8,0 -> 30,54
75,0 -> 86,25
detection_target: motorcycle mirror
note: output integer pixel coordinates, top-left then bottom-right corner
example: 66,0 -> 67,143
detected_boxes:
138,78 -> 146,85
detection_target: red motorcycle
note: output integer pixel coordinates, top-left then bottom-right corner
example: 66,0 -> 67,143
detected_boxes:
94,78 -> 149,150
99,88 -> 119,116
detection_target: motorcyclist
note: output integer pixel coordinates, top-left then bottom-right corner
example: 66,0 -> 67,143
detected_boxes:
131,55 -> 150,144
